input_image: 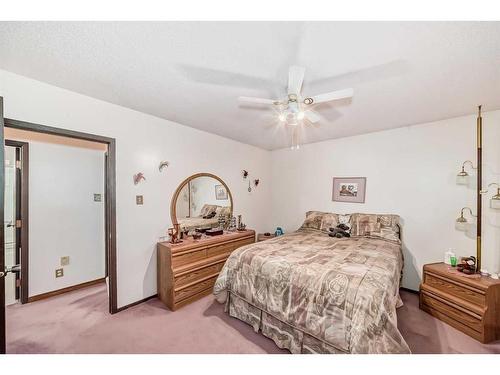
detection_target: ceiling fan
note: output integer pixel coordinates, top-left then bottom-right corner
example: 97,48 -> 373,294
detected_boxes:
238,66 -> 354,126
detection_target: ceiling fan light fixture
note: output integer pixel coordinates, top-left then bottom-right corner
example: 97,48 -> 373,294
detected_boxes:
237,65 -> 354,150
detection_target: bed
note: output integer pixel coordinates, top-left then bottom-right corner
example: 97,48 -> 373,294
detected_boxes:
213,212 -> 411,354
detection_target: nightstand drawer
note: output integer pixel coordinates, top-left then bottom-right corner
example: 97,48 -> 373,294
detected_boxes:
425,273 -> 485,306
421,291 -> 483,333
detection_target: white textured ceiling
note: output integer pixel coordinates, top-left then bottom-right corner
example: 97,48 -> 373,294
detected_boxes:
0,22 -> 499,150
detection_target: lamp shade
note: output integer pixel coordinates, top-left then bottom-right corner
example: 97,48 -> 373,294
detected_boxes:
455,215 -> 468,231
456,171 -> 469,185
491,194 -> 500,209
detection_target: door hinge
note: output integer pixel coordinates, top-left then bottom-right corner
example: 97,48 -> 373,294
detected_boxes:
16,219 -> 22,228
15,160 -> 21,169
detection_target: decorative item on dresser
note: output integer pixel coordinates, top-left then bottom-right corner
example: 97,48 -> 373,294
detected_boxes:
420,262 -> 500,343
157,230 -> 255,311
257,232 -> 276,242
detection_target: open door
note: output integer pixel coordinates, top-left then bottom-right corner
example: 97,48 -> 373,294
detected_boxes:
1,96 -> 5,354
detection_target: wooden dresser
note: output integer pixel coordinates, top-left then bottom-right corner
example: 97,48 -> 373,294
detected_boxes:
157,230 -> 255,310
420,262 -> 500,343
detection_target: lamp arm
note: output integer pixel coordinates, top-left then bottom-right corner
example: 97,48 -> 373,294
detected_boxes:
480,182 -> 500,195
461,206 -> 476,218
462,160 -> 477,170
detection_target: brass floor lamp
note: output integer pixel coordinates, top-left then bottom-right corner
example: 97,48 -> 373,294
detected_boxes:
455,105 -> 482,271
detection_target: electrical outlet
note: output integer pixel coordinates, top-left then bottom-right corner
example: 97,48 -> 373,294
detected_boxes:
60,256 -> 70,266
136,195 -> 144,205
55,268 -> 64,278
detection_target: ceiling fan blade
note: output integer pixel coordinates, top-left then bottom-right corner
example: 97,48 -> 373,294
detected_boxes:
308,88 -> 354,105
288,66 -> 305,96
238,96 -> 278,105
304,110 -> 321,124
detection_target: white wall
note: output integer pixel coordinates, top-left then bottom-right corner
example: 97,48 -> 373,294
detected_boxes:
0,69 -> 272,308
271,111 -> 500,290
6,133 -> 106,297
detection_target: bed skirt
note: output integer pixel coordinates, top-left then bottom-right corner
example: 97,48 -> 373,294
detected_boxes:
226,292 -> 347,354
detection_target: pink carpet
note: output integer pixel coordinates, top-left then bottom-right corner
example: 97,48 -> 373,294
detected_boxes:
5,284 -> 500,354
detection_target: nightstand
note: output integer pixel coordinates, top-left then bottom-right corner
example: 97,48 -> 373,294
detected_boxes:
257,233 -> 276,242
420,262 -> 500,343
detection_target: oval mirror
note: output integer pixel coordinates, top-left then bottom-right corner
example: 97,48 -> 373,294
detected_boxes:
170,173 -> 233,232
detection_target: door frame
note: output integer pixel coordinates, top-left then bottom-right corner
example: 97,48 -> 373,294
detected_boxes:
1,117 -> 118,317
4,140 -> 29,304
1,97 -> 5,354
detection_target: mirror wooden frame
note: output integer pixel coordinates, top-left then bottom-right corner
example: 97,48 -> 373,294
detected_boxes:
170,172 -> 233,226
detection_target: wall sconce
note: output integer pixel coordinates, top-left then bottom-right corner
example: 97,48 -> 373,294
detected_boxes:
455,207 -> 475,231
456,160 -> 476,185
481,183 -> 500,209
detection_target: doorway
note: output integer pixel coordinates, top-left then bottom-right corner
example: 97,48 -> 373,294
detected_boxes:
0,97 -> 118,354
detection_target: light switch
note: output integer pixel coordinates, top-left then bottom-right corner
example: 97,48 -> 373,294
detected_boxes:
94,193 -> 102,202
61,256 -> 70,266
136,195 -> 144,205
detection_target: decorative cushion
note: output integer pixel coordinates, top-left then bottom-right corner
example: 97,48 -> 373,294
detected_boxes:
320,213 -> 340,232
199,204 -> 219,217
299,211 -> 341,233
299,211 -> 328,231
350,213 -> 400,242
336,214 -> 352,234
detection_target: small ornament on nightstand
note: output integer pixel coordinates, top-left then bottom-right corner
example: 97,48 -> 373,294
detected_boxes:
456,256 -> 477,274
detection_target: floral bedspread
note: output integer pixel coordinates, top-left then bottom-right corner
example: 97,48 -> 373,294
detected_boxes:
213,229 -> 410,353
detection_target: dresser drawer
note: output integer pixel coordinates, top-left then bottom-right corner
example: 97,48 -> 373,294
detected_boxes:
172,248 -> 207,268
421,291 -> 483,333
174,275 -> 218,302
206,238 -> 252,257
174,261 -> 224,288
425,273 -> 485,306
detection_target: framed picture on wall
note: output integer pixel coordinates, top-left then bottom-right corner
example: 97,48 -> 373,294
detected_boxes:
215,184 -> 228,200
332,177 -> 366,203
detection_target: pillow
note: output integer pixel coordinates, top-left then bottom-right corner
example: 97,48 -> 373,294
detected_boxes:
199,204 -> 218,217
336,214 -> 352,235
299,211 -> 341,232
320,213 -> 340,232
299,211 -> 327,231
350,213 -> 400,242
